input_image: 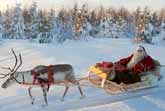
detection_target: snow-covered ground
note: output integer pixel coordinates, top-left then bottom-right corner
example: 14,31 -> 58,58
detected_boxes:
0,38 -> 165,111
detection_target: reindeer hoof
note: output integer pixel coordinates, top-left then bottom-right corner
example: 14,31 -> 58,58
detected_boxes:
31,98 -> 35,105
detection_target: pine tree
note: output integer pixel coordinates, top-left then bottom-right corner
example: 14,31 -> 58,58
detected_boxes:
79,20 -> 92,40
99,18 -> 111,37
10,3 -> 24,39
57,14 -> 73,43
37,10 -> 52,43
23,2 -> 38,40
141,7 -> 153,43
56,9 -> 66,43
78,4 -> 91,40
134,7 -> 144,43
56,20 -> 65,43
0,11 -> 2,39
72,3 -> 81,38
23,8 -> 31,39
89,10 -> 99,37
65,14 -> 73,40
29,2 -> 38,39
105,9 -> 116,38
97,5 -> 105,21
2,7 -> 12,39
112,12 -> 127,38
48,8 -> 58,42
151,12 -> 161,36
126,15 -> 136,38
159,8 -> 165,23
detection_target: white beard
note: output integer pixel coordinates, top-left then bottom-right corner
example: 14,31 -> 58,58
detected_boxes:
127,51 -> 146,69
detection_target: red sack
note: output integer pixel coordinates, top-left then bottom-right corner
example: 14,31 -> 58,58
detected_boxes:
102,61 -> 113,68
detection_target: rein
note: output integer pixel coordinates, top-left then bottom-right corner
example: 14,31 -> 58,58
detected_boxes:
11,64 -> 165,87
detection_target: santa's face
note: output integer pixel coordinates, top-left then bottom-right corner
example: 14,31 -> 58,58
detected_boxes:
134,47 -> 146,59
127,46 -> 146,69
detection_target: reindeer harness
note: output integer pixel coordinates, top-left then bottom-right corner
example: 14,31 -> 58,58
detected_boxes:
31,65 -> 54,85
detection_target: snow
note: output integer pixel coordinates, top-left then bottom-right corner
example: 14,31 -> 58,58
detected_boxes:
0,38 -> 165,111
152,32 -> 165,46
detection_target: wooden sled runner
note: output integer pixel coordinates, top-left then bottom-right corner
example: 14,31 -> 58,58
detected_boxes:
88,64 -> 161,95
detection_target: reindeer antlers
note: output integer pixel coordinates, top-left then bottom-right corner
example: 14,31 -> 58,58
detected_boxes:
11,48 -> 18,72
0,48 -> 22,78
0,73 -> 10,78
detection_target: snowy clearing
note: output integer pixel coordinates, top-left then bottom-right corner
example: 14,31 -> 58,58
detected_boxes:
0,38 -> 165,111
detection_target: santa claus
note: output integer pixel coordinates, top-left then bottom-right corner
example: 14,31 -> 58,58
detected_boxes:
113,45 -> 155,84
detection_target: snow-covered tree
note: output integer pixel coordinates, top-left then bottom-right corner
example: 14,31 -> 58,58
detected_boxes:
10,3 -> 24,39
134,7 -> 144,43
143,23 -> 154,43
78,4 -> 91,40
161,21 -> 165,32
56,13 -> 73,43
72,4 -> 81,38
37,10 -> 52,43
99,18 -> 111,37
23,2 -> 38,40
112,16 -> 127,38
151,12 -> 161,36
0,11 -> 2,39
160,21 -> 165,41
2,7 -> 12,39
126,15 -> 136,38
79,21 -> 92,40
23,8 -> 31,39
65,14 -> 73,39
29,2 -> 38,39
1,4 -> 165,44
89,11 -> 100,37
159,8 -> 165,22
141,7 -> 153,43
48,9 -> 58,42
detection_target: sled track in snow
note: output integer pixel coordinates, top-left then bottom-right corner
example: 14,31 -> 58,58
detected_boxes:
56,85 -> 164,111
0,84 -> 164,111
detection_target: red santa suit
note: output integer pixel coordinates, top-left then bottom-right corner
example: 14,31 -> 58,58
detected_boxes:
115,54 -> 155,74
113,46 -> 156,84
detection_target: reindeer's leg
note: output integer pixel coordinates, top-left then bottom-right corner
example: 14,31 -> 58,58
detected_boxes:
77,83 -> 84,98
41,86 -> 48,106
61,85 -> 69,101
70,80 -> 84,98
28,87 -> 35,105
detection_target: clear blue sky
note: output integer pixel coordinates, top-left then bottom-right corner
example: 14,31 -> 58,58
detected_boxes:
0,0 -> 165,11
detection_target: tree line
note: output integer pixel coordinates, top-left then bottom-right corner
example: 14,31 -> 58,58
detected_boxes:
0,2 -> 165,43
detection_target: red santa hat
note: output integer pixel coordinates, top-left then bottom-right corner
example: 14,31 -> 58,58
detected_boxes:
136,45 -> 145,52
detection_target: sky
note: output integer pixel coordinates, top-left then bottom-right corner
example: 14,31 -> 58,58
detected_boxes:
0,0 -> 165,11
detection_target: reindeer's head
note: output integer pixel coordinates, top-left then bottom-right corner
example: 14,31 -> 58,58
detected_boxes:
0,49 -> 22,89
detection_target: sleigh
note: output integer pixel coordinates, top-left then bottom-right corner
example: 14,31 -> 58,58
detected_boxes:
88,60 -> 162,95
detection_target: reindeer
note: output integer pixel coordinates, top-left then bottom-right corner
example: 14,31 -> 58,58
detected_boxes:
0,49 -> 84,106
